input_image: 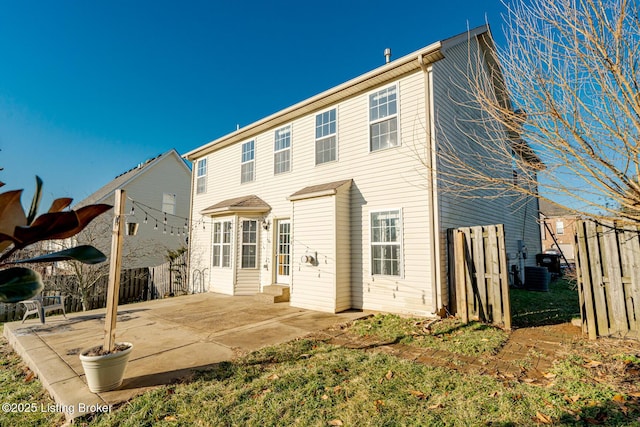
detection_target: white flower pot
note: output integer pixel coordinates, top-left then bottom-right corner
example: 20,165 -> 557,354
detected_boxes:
79,343 -> 133,393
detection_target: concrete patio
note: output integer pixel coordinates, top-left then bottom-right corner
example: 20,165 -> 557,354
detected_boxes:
3,293 -> 367,422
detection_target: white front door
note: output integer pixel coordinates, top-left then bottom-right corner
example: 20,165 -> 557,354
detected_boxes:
275,219 -> 291,284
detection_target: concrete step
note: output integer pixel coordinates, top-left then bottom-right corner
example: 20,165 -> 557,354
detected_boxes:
253,285 -> 290,304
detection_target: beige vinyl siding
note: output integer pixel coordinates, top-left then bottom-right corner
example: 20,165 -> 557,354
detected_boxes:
433,36 -> 541,296
290,197 -> 336,311
234,217 -> 261,295
96,154 -> 191,268
335,185 -> 351,312
189,71 -> 434,315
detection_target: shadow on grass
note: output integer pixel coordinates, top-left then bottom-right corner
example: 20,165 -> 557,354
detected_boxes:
510,278 -> 580,328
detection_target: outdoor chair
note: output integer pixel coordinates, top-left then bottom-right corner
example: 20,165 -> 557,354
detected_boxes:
20,295 -> 67,323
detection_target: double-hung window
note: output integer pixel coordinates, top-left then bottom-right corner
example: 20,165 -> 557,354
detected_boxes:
370,210 -> 402,276
241,220 -> 258,268
556,220 -> 565,235
213,220 -> 232,268
196,159 -> 207,194
274,125 -> 291,174
315,109 -> 337,165
241,140 -> 255,183
369,85 -> 398,151
162,193 -> 176,215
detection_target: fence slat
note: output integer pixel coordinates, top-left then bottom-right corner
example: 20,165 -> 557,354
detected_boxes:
487,226 -> 502,326
449,224 -> 510,329
602,223 -> 627,336
497,224 -> 511,330
622,228 -> 640,335
575,220 -> 640,340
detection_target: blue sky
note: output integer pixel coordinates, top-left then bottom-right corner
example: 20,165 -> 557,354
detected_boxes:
0,0 -> 509,210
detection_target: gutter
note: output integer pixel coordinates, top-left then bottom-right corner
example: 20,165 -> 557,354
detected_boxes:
183,41 -> 450,161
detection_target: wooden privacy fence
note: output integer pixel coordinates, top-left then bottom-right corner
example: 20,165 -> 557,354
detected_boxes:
0,267 -> 151,323
0,252 -> 196,323
148,252 -> 188,299
448,224 -> 511,330
575,220 -> 640,340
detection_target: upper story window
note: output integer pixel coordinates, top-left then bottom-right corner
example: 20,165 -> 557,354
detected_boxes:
241,140 -> 255,183
370,209 -> 402,276
556,220 -> 565,235
162,193 -> 176,215
196,159 -> 207,194
369,85 -> 398,151
315,109 -> 337,165
274,125 -> 291,174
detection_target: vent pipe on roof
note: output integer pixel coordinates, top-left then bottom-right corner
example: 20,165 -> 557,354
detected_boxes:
384,48 -> 392,63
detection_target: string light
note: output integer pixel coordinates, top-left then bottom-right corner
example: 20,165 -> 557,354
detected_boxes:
122,196 -> 211,237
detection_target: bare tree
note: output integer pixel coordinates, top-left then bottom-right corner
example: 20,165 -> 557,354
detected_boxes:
48,214 -> 155,311
437,0 -> 640,222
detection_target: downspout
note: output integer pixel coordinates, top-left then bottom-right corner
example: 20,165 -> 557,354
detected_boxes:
186,160 -> 196,293
419,55 -> 442,315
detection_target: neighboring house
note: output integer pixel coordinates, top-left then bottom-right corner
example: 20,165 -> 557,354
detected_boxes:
539,199 -> 577,262
72,149 -> 192,268
184,26 -> 542,316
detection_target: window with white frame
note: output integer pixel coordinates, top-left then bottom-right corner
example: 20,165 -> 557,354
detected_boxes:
556,220 -> 565,235
162,193 -> 176,215
212,220 -> 232,268
315,109 -> 337,165
369,85 -> 398,151
241,220 -> 258,268
370,210 -> 402,276
196,158 -> 207,194
274,125 -> 291,174
241,140 -> 255,183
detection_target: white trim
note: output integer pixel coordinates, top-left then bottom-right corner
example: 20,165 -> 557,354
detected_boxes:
369,208 -> 404,278
240,219 -> 259,270
314,106 -> 338,166
182,25 -> 495,161
240,140 -> 255,184
367,83 -> 401,153
196,158 -> 207,194
273,124 -> 292,175
212,218 -> 234,269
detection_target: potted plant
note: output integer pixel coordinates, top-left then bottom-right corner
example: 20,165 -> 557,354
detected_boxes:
78,188 -> 134,393
0,176 -> 135,393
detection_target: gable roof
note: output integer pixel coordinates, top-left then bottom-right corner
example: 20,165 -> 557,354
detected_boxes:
539,199 -> 575,218
200,195 -> 271,216
288,179 -> 352,201
184,26 -> 493,161
75,149 -> 190,208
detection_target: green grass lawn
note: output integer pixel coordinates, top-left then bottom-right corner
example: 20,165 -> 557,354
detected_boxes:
0,326 -> 66,427
510,277 -> 581,328
2,280 -> 638,426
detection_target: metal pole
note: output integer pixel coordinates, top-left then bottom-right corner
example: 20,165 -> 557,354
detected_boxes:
103,189 -> 126,352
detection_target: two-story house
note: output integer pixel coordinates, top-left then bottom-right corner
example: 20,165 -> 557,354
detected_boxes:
539,199 -> 577,263
184,26 -> 542,316
73,149 -> 192,268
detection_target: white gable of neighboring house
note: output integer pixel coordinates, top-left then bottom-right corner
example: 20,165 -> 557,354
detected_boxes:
71,149 -> 192,269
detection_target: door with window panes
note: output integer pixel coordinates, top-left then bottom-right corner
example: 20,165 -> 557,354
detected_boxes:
275,220 -> 291,284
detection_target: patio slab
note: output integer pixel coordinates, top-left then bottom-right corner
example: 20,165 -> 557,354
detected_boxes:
3,293 -> 367,422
